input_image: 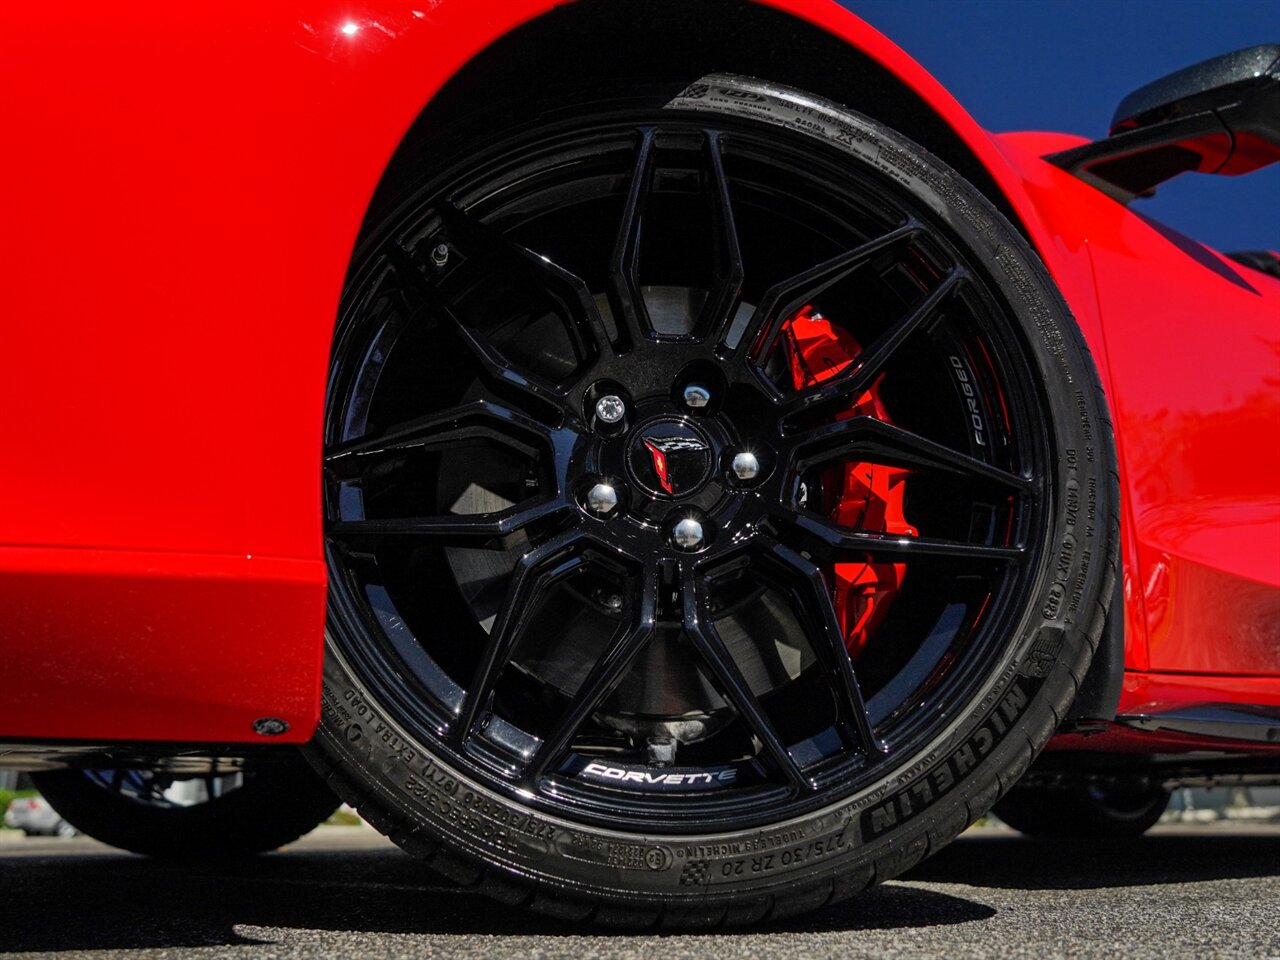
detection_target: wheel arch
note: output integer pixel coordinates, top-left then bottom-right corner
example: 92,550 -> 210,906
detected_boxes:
358,0 -> 1127,725
367,0 -> 1025,234
362,0 -> 1123,472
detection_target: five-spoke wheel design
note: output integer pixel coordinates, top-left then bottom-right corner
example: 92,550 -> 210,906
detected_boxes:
324,118 -> 1050,832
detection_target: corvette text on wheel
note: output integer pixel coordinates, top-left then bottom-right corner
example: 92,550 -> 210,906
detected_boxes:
2,0 -> 1278,927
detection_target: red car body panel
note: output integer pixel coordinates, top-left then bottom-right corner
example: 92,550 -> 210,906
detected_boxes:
1046,671 -> 1280,756
1,1 -> 1276,749
993,133 -> 1280,693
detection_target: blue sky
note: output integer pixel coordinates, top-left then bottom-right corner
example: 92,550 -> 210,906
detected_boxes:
840,0 -> 1278,252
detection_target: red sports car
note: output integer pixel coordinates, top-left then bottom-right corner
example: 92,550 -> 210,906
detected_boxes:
2,0 -> 1277,927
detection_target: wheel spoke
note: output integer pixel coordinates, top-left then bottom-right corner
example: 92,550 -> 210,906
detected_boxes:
454,531 -> 587,746
763,540 -> 885,757
607,128 -> 656,350
437,200 -> 612,364
525,559 -> 660,783
384,243 -> 568,411
701,132 -> 745,350
733,221 -> 923,367
327,498 -> 572,548
680,563 -> 810,791
772,505 -> 1025,563
324,399 -> 554,480
783,268 -> 965,415
789,415 -> 1032,492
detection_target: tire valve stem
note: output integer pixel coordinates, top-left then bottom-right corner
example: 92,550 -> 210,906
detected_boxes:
430,242 -> 450,268
647,736 -> 678,768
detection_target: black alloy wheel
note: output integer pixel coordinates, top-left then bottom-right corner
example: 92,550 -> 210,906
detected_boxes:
994,777 -> 1172,838
31,751 -> 340,858
314,73 -> 1117,925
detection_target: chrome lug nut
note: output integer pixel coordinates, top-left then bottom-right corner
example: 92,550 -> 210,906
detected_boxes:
647,736 -> 678,767
671,517 -> 705,550
595,394 -> 626,424
682,383 -> 712,409
585,483 -> 619,515
731,451 -> 761,482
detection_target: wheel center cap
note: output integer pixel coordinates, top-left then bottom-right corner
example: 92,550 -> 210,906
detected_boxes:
628,419 -> 713,499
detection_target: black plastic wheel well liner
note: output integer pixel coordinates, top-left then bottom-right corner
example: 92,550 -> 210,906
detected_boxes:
1064,571 -> 1124,726
361,0 -> 1026,242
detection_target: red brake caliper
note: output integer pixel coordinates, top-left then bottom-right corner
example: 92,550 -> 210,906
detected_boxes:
781,306 -> 918,658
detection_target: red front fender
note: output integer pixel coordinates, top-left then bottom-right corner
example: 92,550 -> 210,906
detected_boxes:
7,0 -> 1242,745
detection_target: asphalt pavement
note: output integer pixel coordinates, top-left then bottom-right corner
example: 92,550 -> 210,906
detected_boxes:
1,822 -> 1278,959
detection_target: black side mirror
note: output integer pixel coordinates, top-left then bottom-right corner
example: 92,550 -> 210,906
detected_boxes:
1048,44 -> 1280,201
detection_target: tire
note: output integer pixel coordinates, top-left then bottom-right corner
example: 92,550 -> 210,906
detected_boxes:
994,778 -> 1171,838
312,73 -> 1120,927
31,750 -> 340,858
